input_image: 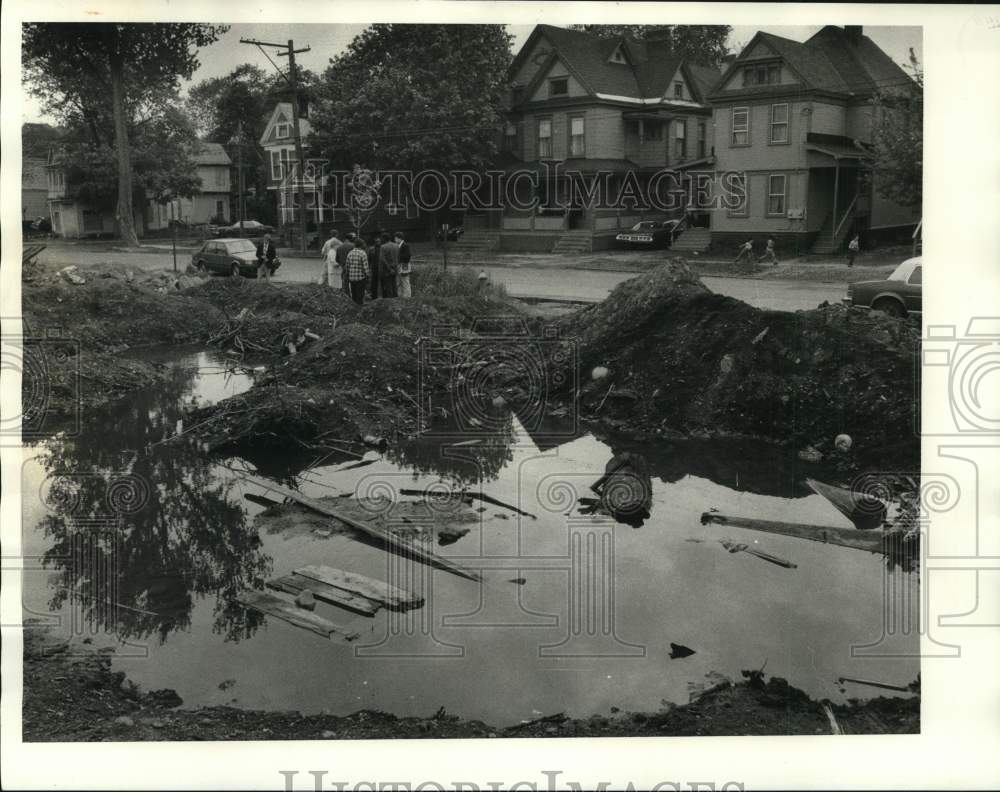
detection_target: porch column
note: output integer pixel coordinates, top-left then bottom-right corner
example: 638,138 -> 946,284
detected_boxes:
832,162 -> 840,229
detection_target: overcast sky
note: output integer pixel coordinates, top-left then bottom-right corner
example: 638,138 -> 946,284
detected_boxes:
21,23 -> 921,125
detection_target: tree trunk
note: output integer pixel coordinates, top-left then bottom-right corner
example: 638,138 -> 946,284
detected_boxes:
107,31 -> 139,247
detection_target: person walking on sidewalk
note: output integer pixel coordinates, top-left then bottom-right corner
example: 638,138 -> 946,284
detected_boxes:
378,232 -> 399,298
847,234 -> 860,268
321,228 -> 342,286
733,239 -> 754,268
346,238 -> 370,305
394,231 -> 412,298
758,236 -> 778,266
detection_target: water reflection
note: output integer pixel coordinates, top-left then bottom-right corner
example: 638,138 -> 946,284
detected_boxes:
32,363 -> 271,643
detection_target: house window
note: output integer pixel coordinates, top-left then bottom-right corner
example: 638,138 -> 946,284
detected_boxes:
271,150 -> 282,180
215,200 -> 225,218
569,116 -> 585,157
770,103 -> 789,144
674,119 -> 686,159
549,78 -> 568,97
698,121 -> 707,158
674,82 -> 684,99
645,122 -> 662,141
538,118 -> 552,158
767,174 -> 787,215
728,173 -> 747,216
276,122 -> 290,139
731,107 -> 749,146
504,122 -> 518,152
742,63 -> 781,86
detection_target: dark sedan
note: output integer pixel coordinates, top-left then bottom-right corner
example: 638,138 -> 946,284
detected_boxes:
615,219 -> 680,249
843,256 -> 922,317
192,238 -> 278,278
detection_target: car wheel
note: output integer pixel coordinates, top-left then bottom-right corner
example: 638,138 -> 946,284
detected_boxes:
231,262 -> 241,278
873,298 -> 906,318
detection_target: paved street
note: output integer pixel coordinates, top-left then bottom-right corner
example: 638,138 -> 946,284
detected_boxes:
38,245 -> 845,312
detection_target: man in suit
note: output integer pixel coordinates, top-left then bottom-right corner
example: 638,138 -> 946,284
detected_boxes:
394,231 -> 412,298
256,234 -> 278,282
378,232 -> 399,298
334,232 -> 356,295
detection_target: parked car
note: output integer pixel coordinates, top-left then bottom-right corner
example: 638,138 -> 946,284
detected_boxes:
191,238 -> 281,278
843,256 -> 922,317
615,219 -> 680,249
216,219 -> 275,236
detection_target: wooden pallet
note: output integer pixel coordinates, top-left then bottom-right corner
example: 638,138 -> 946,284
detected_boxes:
295,565 -> 424,610
236,590 -> 360,640
265,574 -> 381,616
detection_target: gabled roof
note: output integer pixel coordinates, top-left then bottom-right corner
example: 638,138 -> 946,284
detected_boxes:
511,25 -> 719,104
259,102 -> 311,147
192,141 -> 232,166
710,26 -> 913,102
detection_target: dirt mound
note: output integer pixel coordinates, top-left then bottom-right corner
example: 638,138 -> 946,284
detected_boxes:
194,323 -> 432,451
355,294 -> 515,331
552,258 -> 919,468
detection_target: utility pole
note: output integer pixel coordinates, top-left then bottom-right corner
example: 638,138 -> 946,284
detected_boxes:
237,121 -> 246,235
240,37 -> 311,254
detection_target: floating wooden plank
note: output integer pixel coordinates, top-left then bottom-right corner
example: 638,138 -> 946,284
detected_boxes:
294,565 -> 423,610
702,512 -> 886,553
265,575 -> 381,616
397,488 -> 537,520
235,474 -> 481,581
806,478 -> 887,531
236,591 -> 360,640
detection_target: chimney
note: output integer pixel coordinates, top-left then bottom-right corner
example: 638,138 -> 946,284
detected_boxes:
844,26 -> 863,45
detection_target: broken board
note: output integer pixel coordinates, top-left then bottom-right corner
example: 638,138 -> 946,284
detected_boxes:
294,565 -> 424,610
236,591 -> 360,640
235,473 -> 482,581
702,512 -> 886,553
265,574 -> 381,616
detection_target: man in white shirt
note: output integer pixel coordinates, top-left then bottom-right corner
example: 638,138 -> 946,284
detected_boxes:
320,229 -> 342,287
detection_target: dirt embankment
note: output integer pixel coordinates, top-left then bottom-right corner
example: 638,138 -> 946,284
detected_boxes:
551,259 -> 920,470
23,623 -> 917,741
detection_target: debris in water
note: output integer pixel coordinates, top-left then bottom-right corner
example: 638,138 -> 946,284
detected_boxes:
797,446 -> 823,463
669,643 -> 696,659
266,574 -> 381,616
295,564 -> 423,609
834,434 -> 853,452
235,591 -> 359,640
295,590 -> 317,611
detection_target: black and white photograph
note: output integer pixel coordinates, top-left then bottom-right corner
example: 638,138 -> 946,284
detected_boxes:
2,3 -> 999,790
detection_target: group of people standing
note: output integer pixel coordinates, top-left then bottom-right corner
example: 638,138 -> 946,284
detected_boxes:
321,229 -> 413,305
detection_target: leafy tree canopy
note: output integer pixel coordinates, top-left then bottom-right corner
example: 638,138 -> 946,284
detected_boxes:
870,50 -> 922,211
310,24 -> 513,173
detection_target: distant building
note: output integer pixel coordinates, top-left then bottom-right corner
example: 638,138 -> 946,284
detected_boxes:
145,142 -> 233,231
47,141 -> 232,238
707,25 -> 921,253
22,158 -> 48,220
487,24 -> 721,252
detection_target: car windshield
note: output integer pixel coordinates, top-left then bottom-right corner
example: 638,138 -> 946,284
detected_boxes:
888,257 -> 921,282
226,240 -> 256,254
632,222 -> 658,231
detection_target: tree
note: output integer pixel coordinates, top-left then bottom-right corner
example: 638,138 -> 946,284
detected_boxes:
572,25 -> 731,67
869,49 -> 922,211
22,23 -> 227,246
310,24 -> 513,174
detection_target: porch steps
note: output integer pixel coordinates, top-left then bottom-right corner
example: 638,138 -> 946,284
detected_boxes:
670,227 -> 711,253
811,215 -> 852,255
448,231 -> 499,256
552,230 -> 593,254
